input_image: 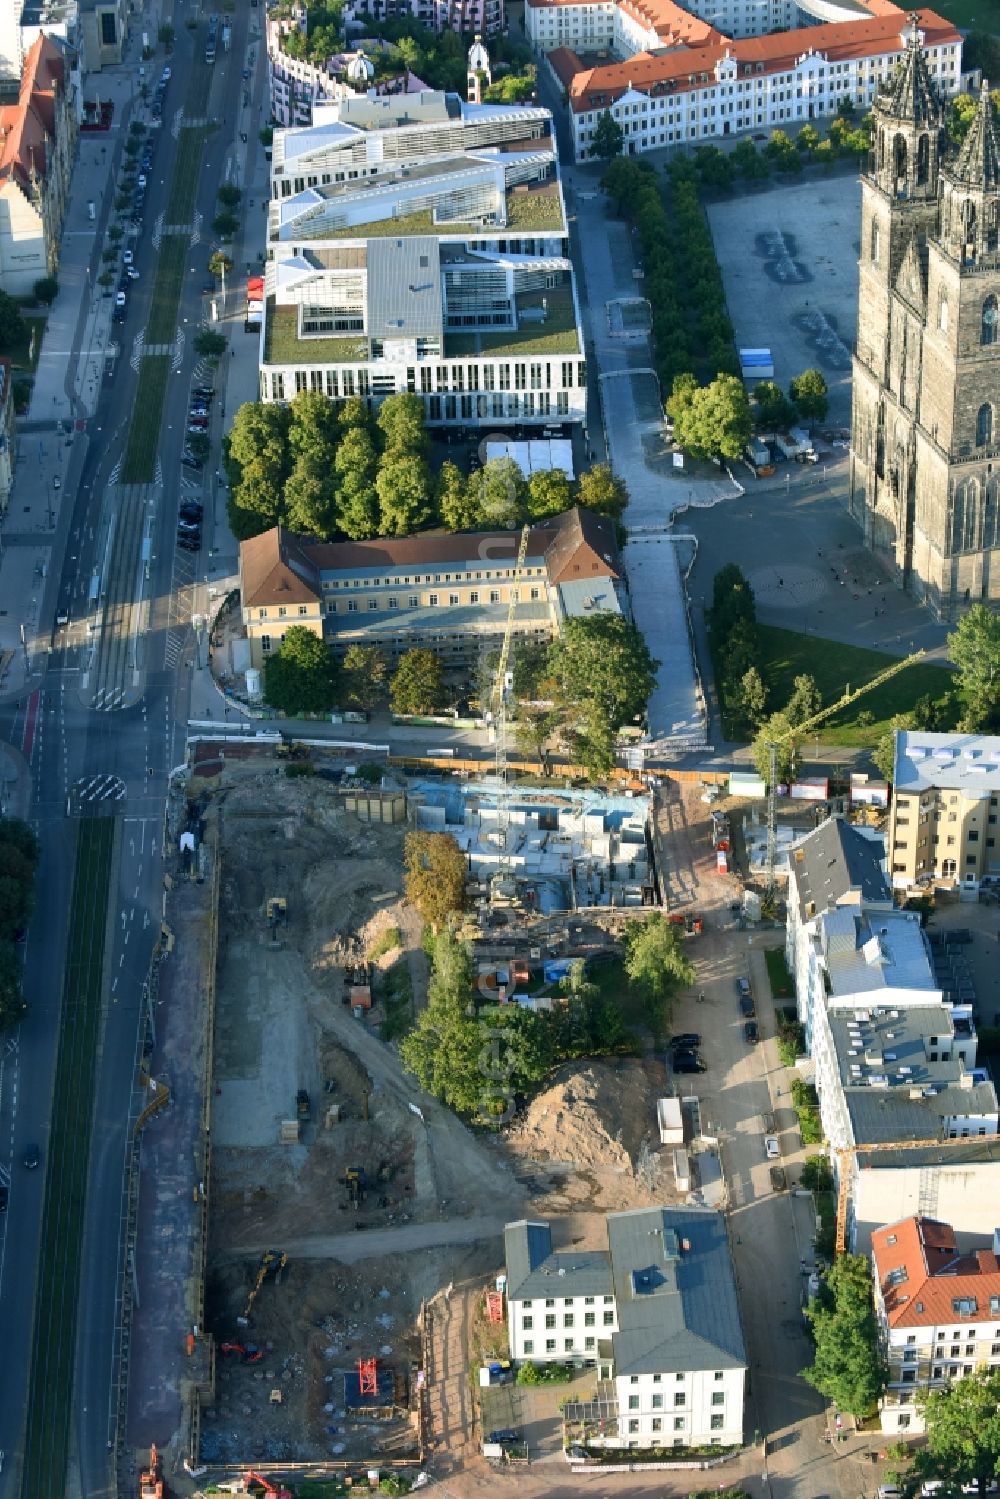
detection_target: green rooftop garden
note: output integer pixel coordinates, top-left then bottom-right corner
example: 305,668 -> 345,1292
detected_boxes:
298,182 -> 565,242
263,301 -> 368,365
447,282 -> 580,358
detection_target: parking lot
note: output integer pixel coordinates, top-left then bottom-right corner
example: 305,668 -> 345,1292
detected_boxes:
706,174 -> 862,428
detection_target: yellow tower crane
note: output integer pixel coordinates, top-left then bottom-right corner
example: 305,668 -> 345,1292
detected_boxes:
764,650 -> 926,896
489,524 -> 531,904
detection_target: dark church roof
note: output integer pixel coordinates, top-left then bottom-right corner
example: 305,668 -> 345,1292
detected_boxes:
951,81 -> 1000,191
880,14 -> 944,127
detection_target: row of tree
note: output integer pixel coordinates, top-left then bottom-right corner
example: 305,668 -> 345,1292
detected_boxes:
753,369 -> 828,430
263,609 -> 658,777
226,390 -> 629,543
0,819 -> 39,1032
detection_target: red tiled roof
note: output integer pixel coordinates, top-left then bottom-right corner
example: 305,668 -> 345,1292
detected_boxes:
560,7 -> 960,113
616,0 -> 722,46
0,35 -> 66,190
872,1216 -> 1000,1329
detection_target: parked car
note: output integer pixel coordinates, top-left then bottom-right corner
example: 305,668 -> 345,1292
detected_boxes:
179,502 -> 203,519
23,1143 -> 39,1169
740,994 -> 755,1019
193,386 -> 214,399
189,404 -> 210,416
487,1430 -> 520,1446
127,267 -> 140,281
115,291 -> 126,308
181,455 -> 204,471
736,977 -> 752,1000
187,422 -> 209,434
0,1184 -> 7,1212
764,1136 -> 780,1159
673,1054 -> 706,1075
123,248 -> 133,266
177,520 -> 201,536
669,1033 -> 701,1050
744,1020 -> 758,1044
769,1165 -> 787,1192
177,535 -> 200,552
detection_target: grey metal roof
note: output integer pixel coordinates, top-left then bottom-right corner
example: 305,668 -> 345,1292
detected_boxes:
366,237 -> 443,342
607,1207 -> 745,1376
847,1082 -> 999,1145
504,1220 -> 613,1300
857,1136 -> 1000,1171
893,731 -> 1000,794
791,816 -> 889,924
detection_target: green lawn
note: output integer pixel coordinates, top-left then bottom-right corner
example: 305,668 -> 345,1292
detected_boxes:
755,624 -> 959,747
165,126 -> 207,225
6,312 -> 48,372
147,233 -> 188,345
764,945 -> 794,1001
21,819 -> 115,1499
122,355 -> 170,483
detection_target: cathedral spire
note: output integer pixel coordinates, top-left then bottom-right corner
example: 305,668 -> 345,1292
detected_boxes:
951,80 -> 1000,192
881,11 -> 944,126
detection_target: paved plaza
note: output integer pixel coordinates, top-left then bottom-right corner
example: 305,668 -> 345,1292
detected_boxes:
707,173 -> 862,429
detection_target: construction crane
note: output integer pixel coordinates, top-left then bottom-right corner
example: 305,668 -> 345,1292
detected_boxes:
764,650 -> 925,897
489,523 -> 531,904
835,1133 -> 979,1253
237,1249 -> 288,1326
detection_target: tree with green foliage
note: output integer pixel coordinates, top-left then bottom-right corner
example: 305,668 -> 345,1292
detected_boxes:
666,370 -> 699,427
377,391 -> 428,459
0,290 -> 26,353
0,940 -> 26,1032
284,453 -> 336,537
436,460 -> 479,531
207,250 -> 233,279
576,464 -> 628,521
33,276 -> 58,306
342,643 -> 388,711
548,613 -> 658,740
376,453 -> 433,536
194,328 -> 227,359
622,913 -> 695,1041
403,831 -> 467,930
526,467 -> 571,521
914,1369 -> 1000,1498
225,402 -> 292,538
483,71 -> 536,104
873,713 -> 912,783
803,1253 -> 885,1418
398,928 -> 481,1111
753,380 -> 796,432
947,604 -> 1000,729
785,673 -> 823,728
217,182 -> 242,209
733,138 -> 770,181
796,123 -> 821,154
263,626 -> 339,715
789,367 -> 829,422
390,647 -> 445,716
671,374 -> 752,462
467,456 -> 526,529
212,211 -> 239,239
592,109 -> 624,161
751,711 -> 798,786
738,666 -> 769,727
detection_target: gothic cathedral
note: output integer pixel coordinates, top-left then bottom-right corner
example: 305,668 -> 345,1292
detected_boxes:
849,17 -> 1000,620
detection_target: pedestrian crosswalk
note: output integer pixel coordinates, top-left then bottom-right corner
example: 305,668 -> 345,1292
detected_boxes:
172,328 -> 185,372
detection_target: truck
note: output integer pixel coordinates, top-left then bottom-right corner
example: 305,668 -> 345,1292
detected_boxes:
775,426 -> 816,462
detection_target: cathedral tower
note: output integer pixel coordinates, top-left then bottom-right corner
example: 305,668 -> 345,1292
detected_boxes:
850,24 -> 1000,616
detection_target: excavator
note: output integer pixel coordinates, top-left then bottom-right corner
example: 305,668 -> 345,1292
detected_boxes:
139,1444 -> 164,1499
242,1471 -> 292,1499
220,1341 -> 263,1364
237,1249 -> 288,1326
343,1166 -> 366,1209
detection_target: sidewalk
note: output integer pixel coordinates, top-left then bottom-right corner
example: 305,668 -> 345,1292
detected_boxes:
0,46 -> 147,699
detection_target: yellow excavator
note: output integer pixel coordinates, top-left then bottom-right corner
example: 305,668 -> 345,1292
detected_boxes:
237,1249 -> 288,1326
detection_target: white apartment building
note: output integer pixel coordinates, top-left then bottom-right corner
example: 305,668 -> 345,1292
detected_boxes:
785,817 -> 891,1049
872,1216 -> 1000,1434
341,0 -> 504,36
260,92 -> 587,429
536,6 -> 962,159
505,1208 -> 746,1451
888,731 -> 1000,891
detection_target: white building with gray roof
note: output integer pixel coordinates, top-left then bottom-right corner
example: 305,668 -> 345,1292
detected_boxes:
505,1207 -> 745,1451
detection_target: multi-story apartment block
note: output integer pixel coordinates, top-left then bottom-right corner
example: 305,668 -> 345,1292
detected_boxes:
505,1208 -> 746,1450
341,0 -> 504,37
535,4 -> 961,159
0,34 -> 76,297
888,731 -> 1000,891
238,505 -> 623,669
260,92 -> 586,429
872,1215 -> 1000,1433
785,817 -> 892,1048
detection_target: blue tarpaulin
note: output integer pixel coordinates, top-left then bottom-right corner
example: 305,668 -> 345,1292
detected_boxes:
543,959 -> 575,984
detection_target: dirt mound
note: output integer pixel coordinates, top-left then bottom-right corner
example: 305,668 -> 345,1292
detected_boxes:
507,1058 -> 657,1174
